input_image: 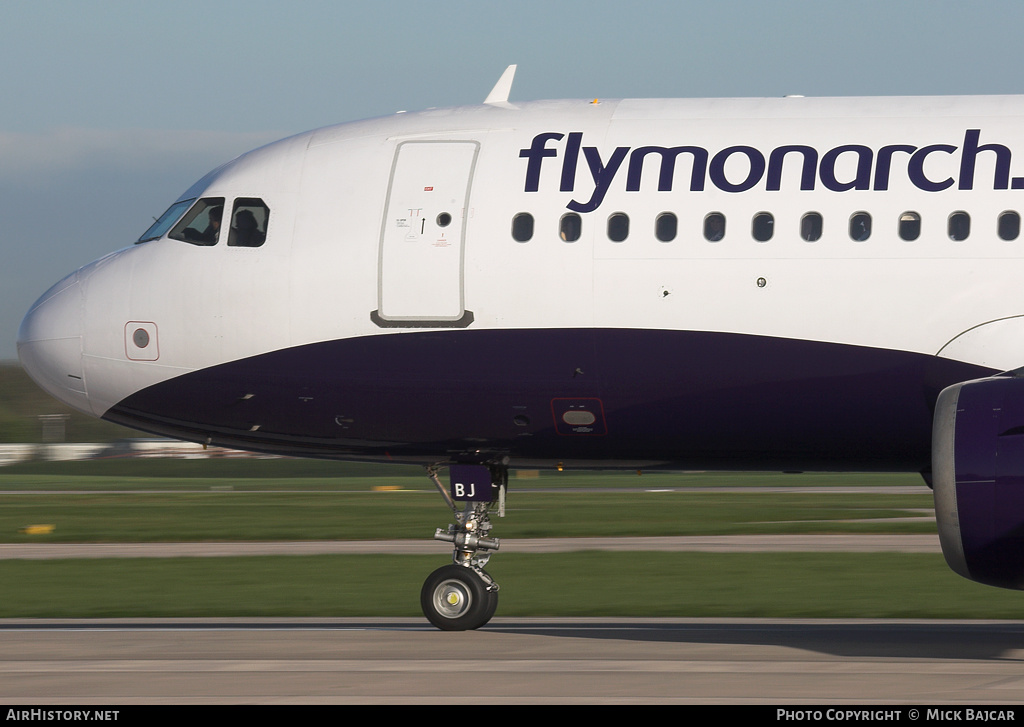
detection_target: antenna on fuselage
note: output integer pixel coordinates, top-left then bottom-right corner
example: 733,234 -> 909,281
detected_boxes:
484,64 -> 517,105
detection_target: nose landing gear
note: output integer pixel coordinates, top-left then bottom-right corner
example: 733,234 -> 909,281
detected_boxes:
421,464 -> 505,630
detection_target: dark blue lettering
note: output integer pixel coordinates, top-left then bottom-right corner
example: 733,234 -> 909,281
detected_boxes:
519,132 -> 563,192
767,146 -> 817,191
567,146 -> 630,213
626,146 -> 708,192
908,145 -> 956,191
873,145 -> 916,190
560,132 -> 583,192
959,129 -> 1011,190
709,146 -> 765,192
520,130 -> 1021,211
820,145 -> 872,191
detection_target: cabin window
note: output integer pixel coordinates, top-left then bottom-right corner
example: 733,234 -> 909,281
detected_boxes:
704,212 -> 726,242
800,212 -> 823,242
511,213 -> 533,242
138,198 -> 196,243
168,197 -> 226,246
898,212 -> 921,241
948,211 -> 970,241
752,212 -> 774,242
608,213 -> 629,242
655,213 -> 677,242
560,213 -> 581,242
849,212 -> 872,241
228,198 -> 269,247
999,211 -> 1021,241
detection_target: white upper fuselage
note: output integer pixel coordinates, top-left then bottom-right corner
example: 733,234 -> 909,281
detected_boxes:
17,94 -> 1024,466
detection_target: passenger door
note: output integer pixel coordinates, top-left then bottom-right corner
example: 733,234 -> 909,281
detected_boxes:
373,140 -> 478,327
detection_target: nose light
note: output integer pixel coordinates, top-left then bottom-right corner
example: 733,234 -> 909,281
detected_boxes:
125,322 -> 159,361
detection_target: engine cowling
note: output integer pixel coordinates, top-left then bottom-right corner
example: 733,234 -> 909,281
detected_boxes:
933,376 -> 1024,589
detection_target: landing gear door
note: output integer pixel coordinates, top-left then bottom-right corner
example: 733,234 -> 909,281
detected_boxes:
373,140 -> 479,327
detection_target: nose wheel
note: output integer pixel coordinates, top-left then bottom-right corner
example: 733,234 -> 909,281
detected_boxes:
421,463 -> 505,630
421,564 -> 499,631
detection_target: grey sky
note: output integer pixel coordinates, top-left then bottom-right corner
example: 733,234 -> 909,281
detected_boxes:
3,0 -> 1024,359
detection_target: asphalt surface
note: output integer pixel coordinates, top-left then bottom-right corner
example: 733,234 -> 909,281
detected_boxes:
0,618 -> 1021,704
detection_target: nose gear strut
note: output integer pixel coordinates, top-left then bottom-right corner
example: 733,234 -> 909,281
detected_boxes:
420,463 -> 506,630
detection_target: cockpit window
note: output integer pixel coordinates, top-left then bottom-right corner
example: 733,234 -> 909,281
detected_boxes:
137,198 -> 195,243
228,198 -> 269,247
169,197 -> 226,246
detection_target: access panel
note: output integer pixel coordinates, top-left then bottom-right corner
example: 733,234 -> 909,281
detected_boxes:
374,140 -> 478,327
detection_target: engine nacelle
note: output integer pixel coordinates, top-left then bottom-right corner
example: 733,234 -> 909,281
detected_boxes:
933,376 -> 1024,589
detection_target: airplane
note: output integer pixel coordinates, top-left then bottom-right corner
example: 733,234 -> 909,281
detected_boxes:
16,65 -> 1024,629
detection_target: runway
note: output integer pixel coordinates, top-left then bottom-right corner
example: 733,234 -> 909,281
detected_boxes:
0,618 -> 1022,704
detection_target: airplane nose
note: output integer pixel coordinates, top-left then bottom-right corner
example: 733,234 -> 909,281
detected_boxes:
17,273 -> 92,415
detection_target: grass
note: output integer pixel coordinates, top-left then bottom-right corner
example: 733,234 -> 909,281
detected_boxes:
0,553 -> 1017,619
0,466 -> 987,619
0,489 -> 935,542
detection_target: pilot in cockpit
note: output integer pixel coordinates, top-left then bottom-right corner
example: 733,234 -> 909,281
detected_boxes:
179,204 -> 222,245
231,209 -> 266,247
202,205 -> 223,243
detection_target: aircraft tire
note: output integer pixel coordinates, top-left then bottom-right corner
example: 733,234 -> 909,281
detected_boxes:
421,564 -> 496,631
